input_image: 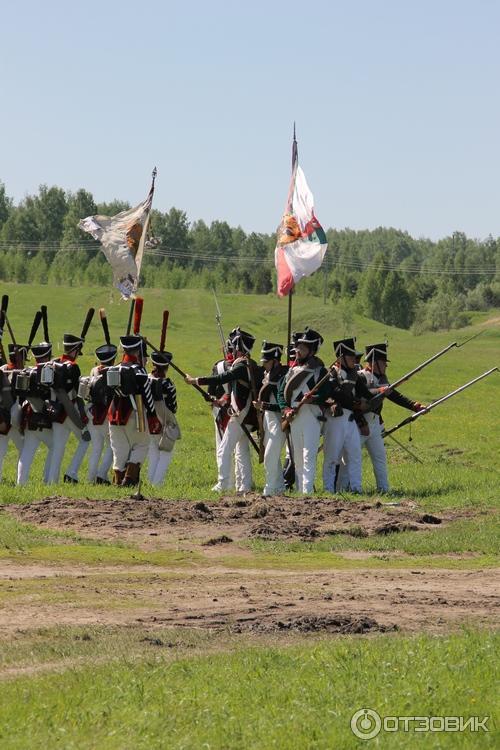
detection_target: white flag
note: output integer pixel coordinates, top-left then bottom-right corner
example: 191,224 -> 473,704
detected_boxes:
78,174 -> 155,299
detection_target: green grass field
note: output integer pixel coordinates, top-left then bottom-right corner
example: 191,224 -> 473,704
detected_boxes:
0,282 -> 498,748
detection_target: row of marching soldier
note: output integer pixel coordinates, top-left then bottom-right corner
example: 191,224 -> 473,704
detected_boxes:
0,302 -> 426,494
0,303 -> 180,487
186,326 -> 426,496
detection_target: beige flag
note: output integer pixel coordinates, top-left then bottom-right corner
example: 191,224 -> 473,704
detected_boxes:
78,171 -> 156,299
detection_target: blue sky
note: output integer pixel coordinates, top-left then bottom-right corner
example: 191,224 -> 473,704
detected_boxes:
1,0 -> 499,240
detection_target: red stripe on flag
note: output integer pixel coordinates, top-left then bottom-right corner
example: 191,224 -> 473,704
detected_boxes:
276,246 -> 295,297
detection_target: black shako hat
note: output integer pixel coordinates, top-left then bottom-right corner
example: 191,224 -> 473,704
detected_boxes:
8,344 -> 28,358
260,341 -> 283,362
63,333 -> 84,352
151,350 -> 173,367
295,327 -> 323,352
231,327 -> 255,354
334,337 -> 357,357
120,335 -> 142,351
364,343 -> 390,362
31,341 -> 52,360
95,344 -> 118,364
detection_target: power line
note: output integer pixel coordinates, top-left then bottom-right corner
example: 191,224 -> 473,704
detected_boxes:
0,242 -> 497,276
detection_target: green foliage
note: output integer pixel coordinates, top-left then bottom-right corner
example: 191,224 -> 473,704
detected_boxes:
0,182 -> 498,330
0,181 -> 13,228
0,630 -> 497,749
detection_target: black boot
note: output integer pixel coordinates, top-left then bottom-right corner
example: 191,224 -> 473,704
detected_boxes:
95,476 -> 111,486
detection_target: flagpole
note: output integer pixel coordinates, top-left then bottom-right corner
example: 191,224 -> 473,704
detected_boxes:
287,290 -> 293,360
286,124 -> 298,358
126,167 -> 157,333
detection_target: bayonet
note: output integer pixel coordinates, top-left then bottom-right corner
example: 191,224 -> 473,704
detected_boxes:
383,367 -> 499,438
212,287 -> 227,356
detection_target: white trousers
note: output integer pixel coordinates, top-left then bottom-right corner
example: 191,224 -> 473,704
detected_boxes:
87,420 -> 113,482
216,416 -> 252,491
109,421 -> 150,471
290,405 -> 322,495
17,429 -> 52,485
47,419 -> 84,484
0,404 -> 24,480
214,418 -> 242,489
65,435 -> 90,481
323,410 -> 362,493
148,437 -> 175,486
337,414 -> 389,492
363,414 -> 389,492
263,410 -> 286,496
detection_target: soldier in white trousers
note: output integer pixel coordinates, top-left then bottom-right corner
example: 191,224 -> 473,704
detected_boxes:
16,341 -> 54,485
277,329 -> 328,495
185,327 -> 259,493
82,343 -> 118,484
322,338 -> 372,494
46,333 -> 90,484
147,351 -> 179,486
108,336 -> 160,486
208,339 -> 243,491
356,343 -> 426,493
253,341 -> 288,497
0,344 -> 28,480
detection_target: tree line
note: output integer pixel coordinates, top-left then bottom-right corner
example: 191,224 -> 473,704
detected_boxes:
1,181 -> 499,332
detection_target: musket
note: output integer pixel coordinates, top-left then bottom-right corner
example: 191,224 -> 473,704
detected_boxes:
27,310 -> 43,351
99,308 -> 111,346
4,314 -> 17,348
40,305 -> 50,343
2,298 -> 24,369
238,418 -> 261,456
386,433 -> 424,464
80,308 -> 95,341
383,367 -> 499,438
132,297 -> 145,431
281,360 -> 337,432
212,287 -> 227,356
159,310 -> 169,352
246,355 -> 265,463
369,338 -> 479,412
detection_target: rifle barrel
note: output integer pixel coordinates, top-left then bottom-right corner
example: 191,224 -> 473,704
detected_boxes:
388,342 -> 458,391
383,367 -> 499,437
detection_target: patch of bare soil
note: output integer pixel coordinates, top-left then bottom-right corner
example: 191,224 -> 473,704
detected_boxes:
233,615 -> 397,634
0,565 -> 498,637
1,497 -> 497,640
4,495 -> 474,549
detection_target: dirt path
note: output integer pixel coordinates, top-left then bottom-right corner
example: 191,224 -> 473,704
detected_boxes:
1,496 -> 498,638
0,563 -> 497,635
